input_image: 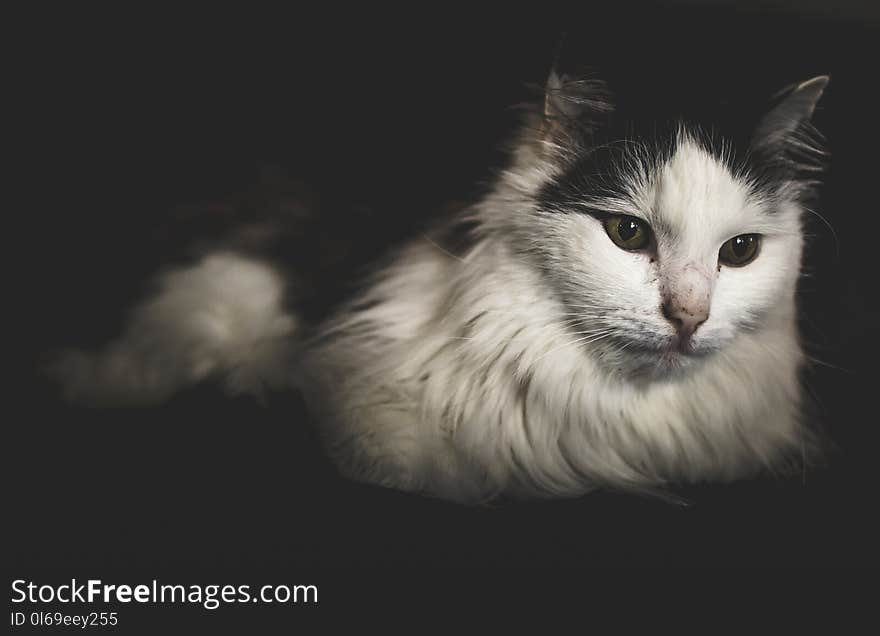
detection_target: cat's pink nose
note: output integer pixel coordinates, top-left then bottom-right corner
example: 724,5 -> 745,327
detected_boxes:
661,301 -> 709,339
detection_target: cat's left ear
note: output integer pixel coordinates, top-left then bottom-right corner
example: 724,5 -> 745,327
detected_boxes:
752,75 -> 829,150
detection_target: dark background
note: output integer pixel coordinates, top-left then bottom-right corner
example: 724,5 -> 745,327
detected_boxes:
10,0 -> 880,598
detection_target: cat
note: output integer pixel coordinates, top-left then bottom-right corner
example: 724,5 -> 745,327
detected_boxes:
51,69 -> 829,504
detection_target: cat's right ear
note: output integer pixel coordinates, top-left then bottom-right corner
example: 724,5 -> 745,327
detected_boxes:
752,75 -> 829,150
747,75 -> 829,195
542,71 -> 613,148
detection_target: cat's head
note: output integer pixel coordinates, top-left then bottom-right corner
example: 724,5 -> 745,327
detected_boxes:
500,71 -> 828,378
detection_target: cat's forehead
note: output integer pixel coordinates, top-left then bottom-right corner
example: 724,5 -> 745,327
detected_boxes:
642,137 -> 763,237
539,125 -> 771,237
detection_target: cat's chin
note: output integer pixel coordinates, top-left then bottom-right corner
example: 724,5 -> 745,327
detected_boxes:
598,338 -> 712,381
635,351 -> 698,379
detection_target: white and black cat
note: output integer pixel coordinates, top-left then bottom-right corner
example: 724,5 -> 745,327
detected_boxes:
53,69 -> 829,504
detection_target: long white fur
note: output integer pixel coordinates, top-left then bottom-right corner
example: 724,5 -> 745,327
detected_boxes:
53,253 -> 297,406
296,133 -> 807,502
54,114 -> 812,505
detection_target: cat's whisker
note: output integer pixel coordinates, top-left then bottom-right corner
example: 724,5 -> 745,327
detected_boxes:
532,331 -> 617,363
800,203 -> 839,257
420,233 -> 467,263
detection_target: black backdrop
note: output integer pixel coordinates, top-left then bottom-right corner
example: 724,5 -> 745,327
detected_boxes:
11,1 -> 880,615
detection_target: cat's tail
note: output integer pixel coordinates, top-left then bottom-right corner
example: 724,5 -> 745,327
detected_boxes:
48,251 -> 300,407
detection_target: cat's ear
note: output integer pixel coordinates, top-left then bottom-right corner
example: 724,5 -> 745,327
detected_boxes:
542,71 -> 612,147
752,75 -> 829,151
749,76 -> 829,192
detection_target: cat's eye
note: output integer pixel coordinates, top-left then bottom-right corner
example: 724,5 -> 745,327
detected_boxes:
603,215 -> 651,251
719,234 -> 761,267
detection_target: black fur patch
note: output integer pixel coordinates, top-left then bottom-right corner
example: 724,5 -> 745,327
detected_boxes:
536,76 -> 820,215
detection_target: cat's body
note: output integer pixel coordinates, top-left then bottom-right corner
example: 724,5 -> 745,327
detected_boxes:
53,70 -> 828,504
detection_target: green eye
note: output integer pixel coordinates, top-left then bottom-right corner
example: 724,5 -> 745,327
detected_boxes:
719,234 -> 761,267
603,215 -> 651,251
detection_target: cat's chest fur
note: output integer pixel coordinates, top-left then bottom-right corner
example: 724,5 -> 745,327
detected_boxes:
301,235 -> 804,503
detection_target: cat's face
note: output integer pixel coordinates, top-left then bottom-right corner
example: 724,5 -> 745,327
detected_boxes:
513,74 -> 827,377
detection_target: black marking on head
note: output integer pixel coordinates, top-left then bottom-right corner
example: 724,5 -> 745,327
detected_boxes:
534,73 -> 827,215
537,117 -> 680,216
